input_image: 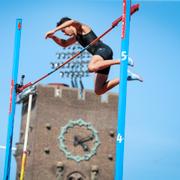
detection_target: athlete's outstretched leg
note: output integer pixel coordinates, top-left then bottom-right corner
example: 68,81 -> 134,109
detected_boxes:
88,55 -> 119,73
88,55 -> 134,73
94,71 -> 143,95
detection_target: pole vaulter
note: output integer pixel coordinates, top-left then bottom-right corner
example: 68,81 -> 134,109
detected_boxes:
16,4 -> 139,94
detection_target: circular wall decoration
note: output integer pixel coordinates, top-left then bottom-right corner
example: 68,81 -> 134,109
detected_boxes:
58,119 -> 100,162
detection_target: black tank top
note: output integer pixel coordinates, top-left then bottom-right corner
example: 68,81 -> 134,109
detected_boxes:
75,30 -> 109,55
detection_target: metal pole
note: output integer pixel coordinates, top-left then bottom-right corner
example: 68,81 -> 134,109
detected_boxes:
115,0 -> 131,180
20,93 -> 33,180
3,18 -> 22,180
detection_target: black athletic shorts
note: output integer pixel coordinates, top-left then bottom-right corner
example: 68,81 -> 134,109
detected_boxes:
94,46 -> 113,75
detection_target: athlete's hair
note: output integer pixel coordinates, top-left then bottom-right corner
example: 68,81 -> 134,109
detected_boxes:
56,17 -> 72,27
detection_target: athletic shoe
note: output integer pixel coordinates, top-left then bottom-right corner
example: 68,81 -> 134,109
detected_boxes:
127,70 -> 143,82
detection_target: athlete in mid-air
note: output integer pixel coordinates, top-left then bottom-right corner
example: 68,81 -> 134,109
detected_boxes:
45,17 -> 143,95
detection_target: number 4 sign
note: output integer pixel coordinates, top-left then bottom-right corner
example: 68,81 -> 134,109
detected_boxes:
116,133 -> 124,143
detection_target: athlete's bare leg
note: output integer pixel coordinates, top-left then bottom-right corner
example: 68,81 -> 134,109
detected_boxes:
94,73 -> 119,95
88,55 -> 119,73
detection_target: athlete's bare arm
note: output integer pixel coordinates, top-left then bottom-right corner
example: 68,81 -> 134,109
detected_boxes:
51,36 -> 77,47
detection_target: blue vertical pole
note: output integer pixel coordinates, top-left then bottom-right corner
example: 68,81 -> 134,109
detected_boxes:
115,0 -> 131,180
3,19 -> 22,180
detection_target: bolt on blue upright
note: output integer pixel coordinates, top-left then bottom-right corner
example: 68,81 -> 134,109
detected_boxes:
115,0 -> 131,180
3,19 -> 22,180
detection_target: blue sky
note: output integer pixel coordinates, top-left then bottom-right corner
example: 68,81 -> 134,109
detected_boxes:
0,0 -> 180,180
